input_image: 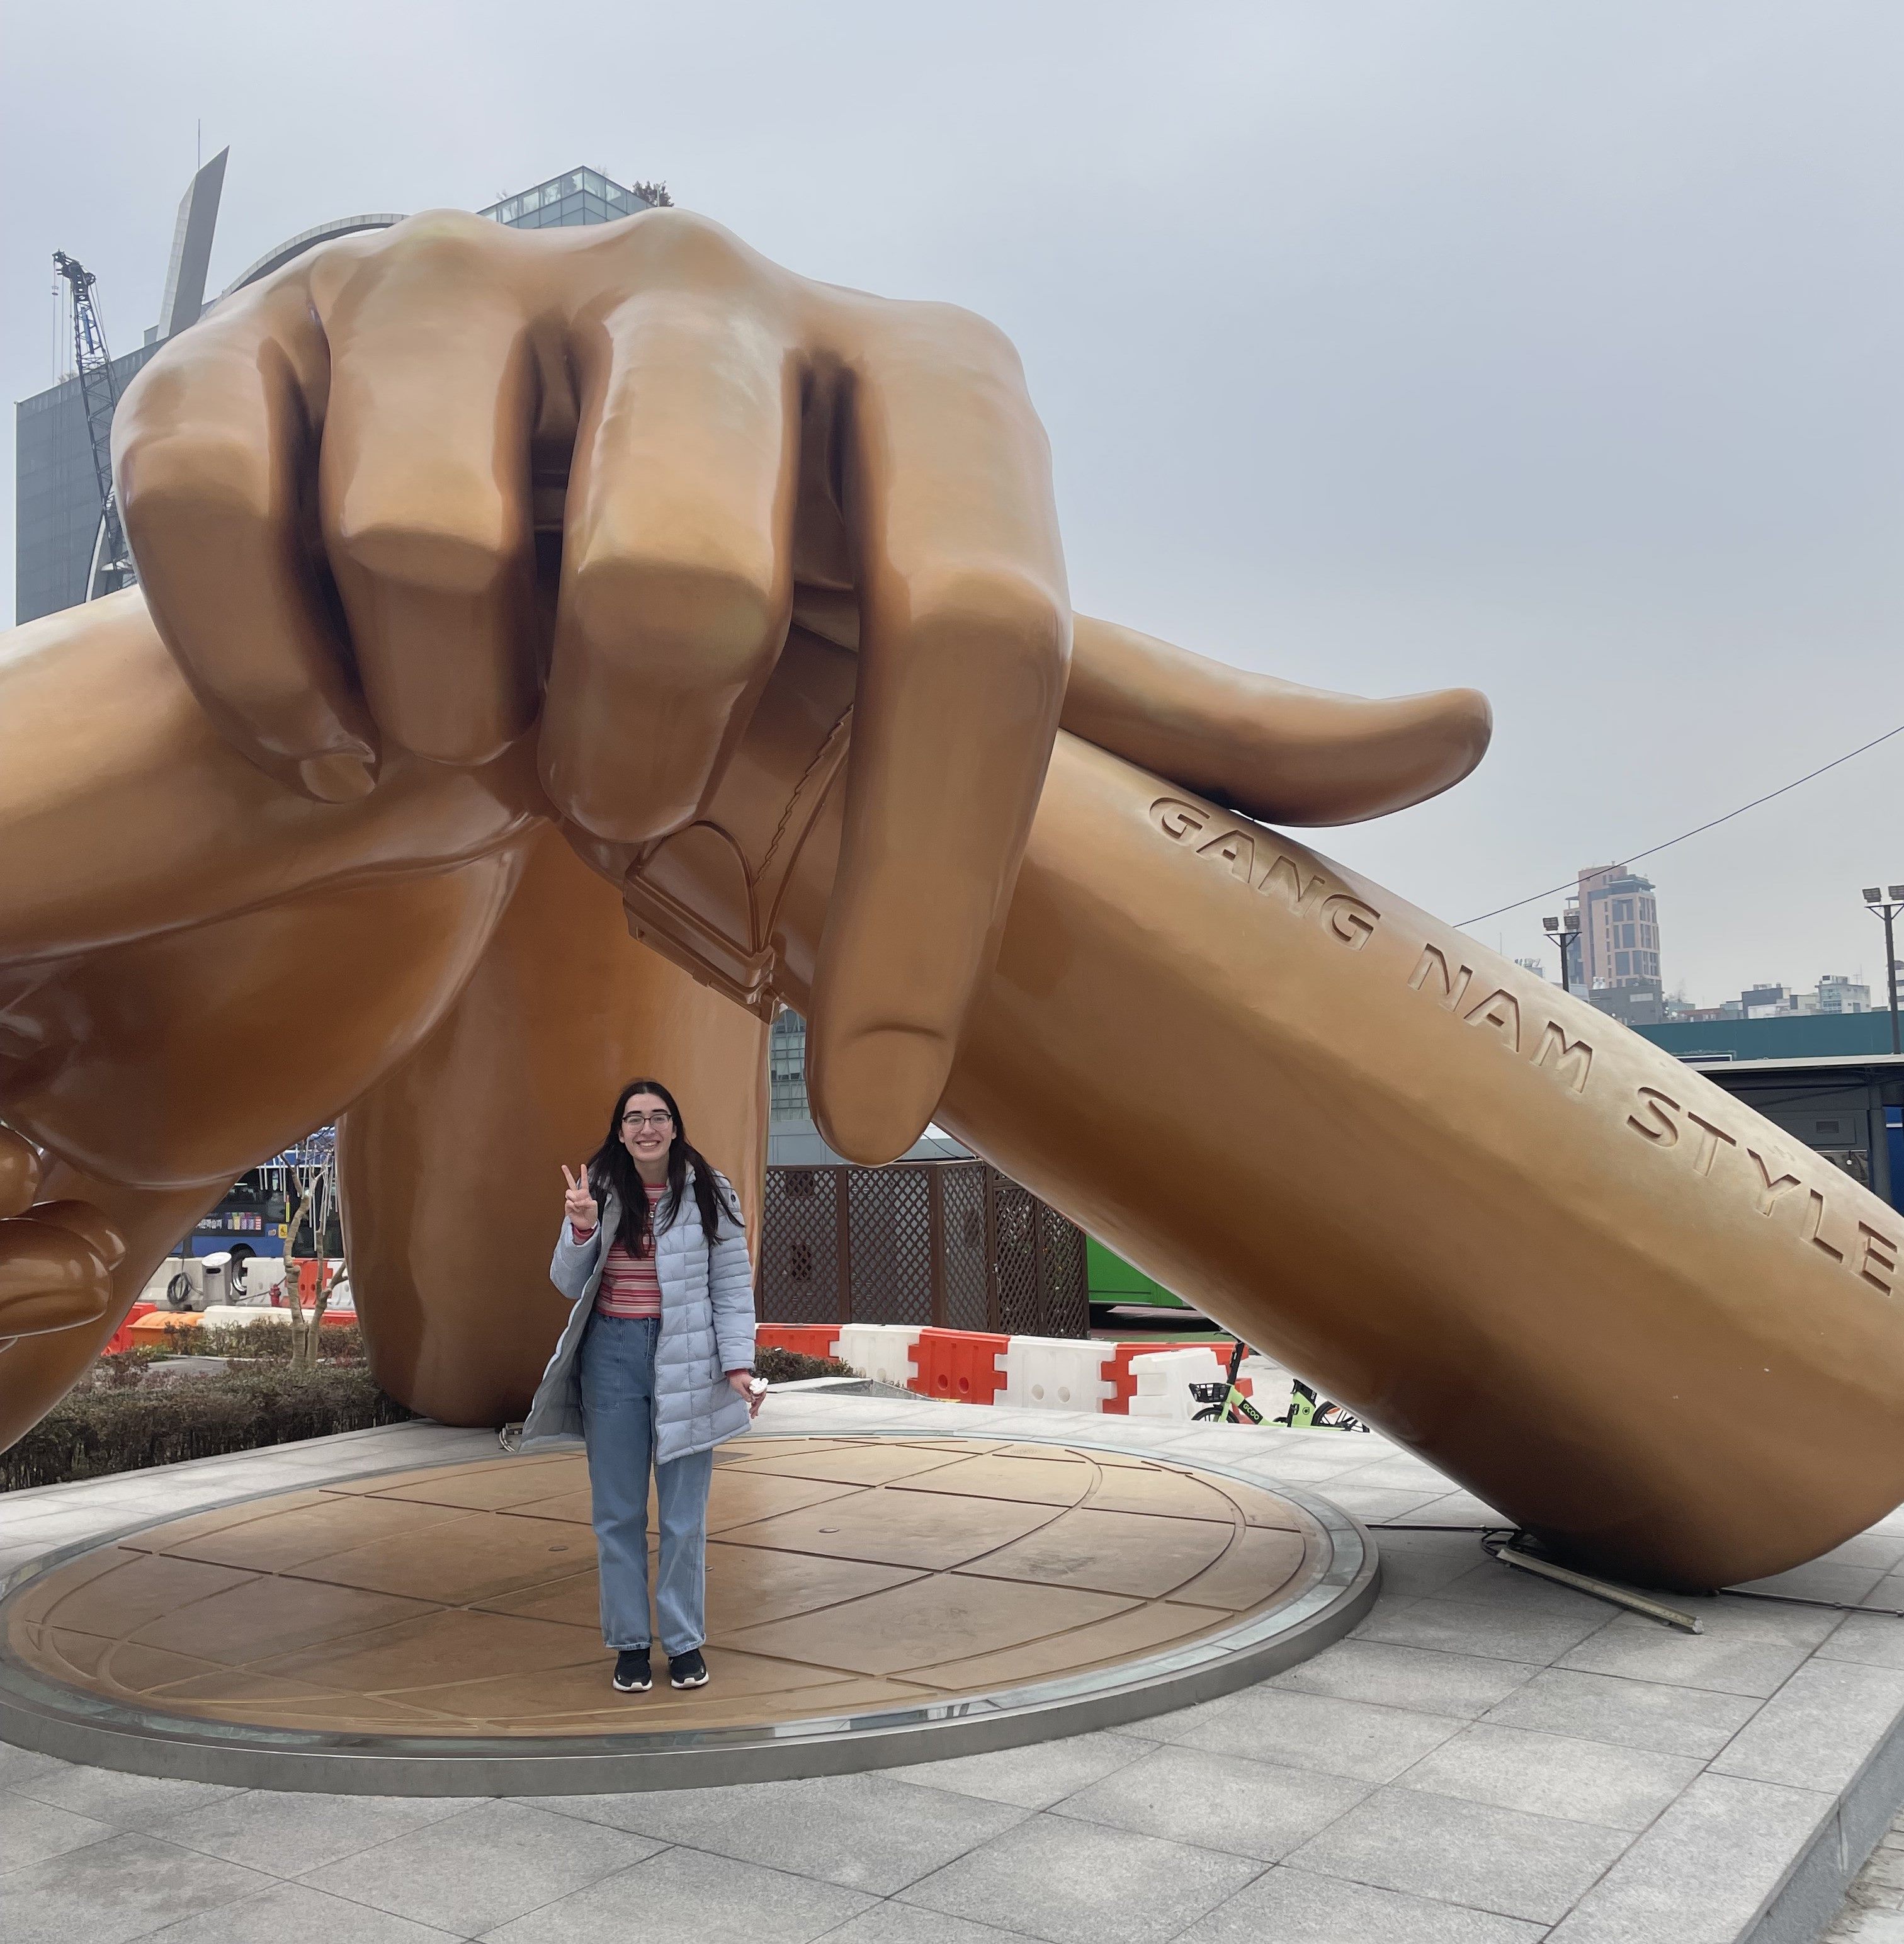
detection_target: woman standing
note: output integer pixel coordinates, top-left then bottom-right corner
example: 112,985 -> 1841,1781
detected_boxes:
521,1078 -> 759,1693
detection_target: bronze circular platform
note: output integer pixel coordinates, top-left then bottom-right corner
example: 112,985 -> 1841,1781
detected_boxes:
0,1433 -> 1376,1792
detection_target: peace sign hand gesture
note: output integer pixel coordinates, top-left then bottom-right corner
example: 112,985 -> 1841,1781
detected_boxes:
562,1165 -> 598,1234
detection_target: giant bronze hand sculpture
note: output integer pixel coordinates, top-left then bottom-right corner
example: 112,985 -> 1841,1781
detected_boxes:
3,209 -> 1900,1593
0,581 -> 1474,1440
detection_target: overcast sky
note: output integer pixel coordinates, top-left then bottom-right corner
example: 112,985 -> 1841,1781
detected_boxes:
5,2 -> 1900,1007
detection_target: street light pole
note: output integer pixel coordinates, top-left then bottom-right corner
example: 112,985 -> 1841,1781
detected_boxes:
1543,912 -> 1582,996
1861,887 -> 1904,1056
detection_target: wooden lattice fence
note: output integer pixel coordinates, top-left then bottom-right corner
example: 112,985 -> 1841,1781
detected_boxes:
759,1161 -> 1088,1338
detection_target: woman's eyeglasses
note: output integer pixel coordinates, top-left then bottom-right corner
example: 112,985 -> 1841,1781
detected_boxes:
621,1111 -> 674,1130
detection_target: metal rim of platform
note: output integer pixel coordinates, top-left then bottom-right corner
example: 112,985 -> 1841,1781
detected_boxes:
0,1430 -> 1380,1795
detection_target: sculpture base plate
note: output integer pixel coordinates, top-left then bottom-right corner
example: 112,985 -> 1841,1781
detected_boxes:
0,1432 -> 1374,1793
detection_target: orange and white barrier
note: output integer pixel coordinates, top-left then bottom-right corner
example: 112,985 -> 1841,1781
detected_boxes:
995,1335 -> 1117,1413
757,1322 -> 1269,1420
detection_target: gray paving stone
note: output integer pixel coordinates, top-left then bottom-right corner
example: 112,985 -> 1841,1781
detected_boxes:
1431,1556 -> 1620,1615
1182,1865 -> 1548,1941
0,1492 -> 91,1525
1709,1657 -> 1904,1793
897,1812 -> 1262,1944
1389,1494 -> 1507,1528
814,1905 -> 1033,1944
479,1841 -> 875,1944
1480,1666 -> 1762,1758
298,1798 -> 660,1935
0,1831 -> 275,1944
537,1769 -> 1026,1894
1736,1560 -> 1888,1605
1323,1486 -> 1443,1521
0,1790 -> 115,1873
883,1728 -> 1153,1808
1170,1683 -> 1466,1782
1287,1783 -> 1630,1924
1823,1535 -> 1904,1572
1366,1533 -> 1485,1599
1110,1691 -> 1230,1741
0,1503 -> 121,1543
3,1483 -> 169,1515
1548,1771 -> 1834,1942
153,1788 -> 471,1874
0,1742 -> 69,1790
1341,1457 -> 1455,1491
1051,1744 -> 1368,1860
15,1761 -> 246,1824
1354,1593 -> 1611,1665
134,1879 -> 464,1944
1223,1450 -> 1383,1485
1272,1639 -> 1539,1718
1399,1720 -> 1703,1831
1556,1594 -> 1840,1697
1823,1617 -> 1904,1671
1867,1574 -> 1904,1613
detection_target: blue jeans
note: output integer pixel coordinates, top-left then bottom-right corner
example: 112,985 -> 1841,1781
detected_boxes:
578,1313 -> 715,1655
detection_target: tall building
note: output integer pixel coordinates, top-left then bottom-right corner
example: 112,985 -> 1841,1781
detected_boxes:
17,161 -> 661,623
1577,864 -> 1662,992
1558,865 -> 1665,1025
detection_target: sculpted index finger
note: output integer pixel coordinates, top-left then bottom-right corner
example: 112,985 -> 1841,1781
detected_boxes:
806,300 -> 1070,1164
115,280 -> 379,802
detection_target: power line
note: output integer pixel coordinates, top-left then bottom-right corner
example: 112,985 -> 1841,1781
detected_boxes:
1458,721 -> 1904,929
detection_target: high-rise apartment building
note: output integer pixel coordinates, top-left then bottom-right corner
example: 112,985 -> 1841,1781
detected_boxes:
1576,865 -> 1662,992
17,162 -> 660,623
1557,865 -> 1665,1025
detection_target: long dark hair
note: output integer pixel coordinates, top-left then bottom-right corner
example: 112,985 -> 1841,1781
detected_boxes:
585,1078 -> 739,1259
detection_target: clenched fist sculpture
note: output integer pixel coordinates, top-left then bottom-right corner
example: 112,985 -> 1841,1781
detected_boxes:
2,207 -> 1900,1593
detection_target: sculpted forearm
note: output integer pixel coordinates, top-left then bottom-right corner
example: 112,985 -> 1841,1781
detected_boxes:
0,591 -> 542,968
630,627 -> 1904,1589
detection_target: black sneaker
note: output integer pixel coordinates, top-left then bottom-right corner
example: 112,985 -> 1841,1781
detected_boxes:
612,1648 -> 652,1693
668,1647 -> 709,1689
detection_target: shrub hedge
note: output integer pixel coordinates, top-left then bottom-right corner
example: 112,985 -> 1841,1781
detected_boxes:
1,1365 -> 414,1492
154,1319 -> 366,1361
754,1345 -> 857,1384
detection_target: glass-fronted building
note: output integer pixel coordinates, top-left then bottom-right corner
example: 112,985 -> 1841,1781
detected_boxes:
477,168 -> 658,230
16,165 -> 660,623
15,341 -> 160,623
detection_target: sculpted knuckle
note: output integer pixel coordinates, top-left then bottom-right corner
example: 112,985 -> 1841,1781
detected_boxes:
570,545 -> 782,679
909,564 -> 1068,670
332,496 -> 519,596
116,424 -> 266,523
911,300 -> 1026,377
370,209 -> 504,277
623,208 -> 760,287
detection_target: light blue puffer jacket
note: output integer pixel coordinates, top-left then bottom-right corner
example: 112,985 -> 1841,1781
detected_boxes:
520,1169 -> 756,1463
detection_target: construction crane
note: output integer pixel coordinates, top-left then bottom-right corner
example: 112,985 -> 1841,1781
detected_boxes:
51,251 -> 136,600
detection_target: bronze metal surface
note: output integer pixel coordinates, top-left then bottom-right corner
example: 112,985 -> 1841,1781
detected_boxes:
1,1441 -> 1329,1739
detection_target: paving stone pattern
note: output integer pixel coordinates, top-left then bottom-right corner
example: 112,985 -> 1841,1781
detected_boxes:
1,1398 -> 1901,1943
